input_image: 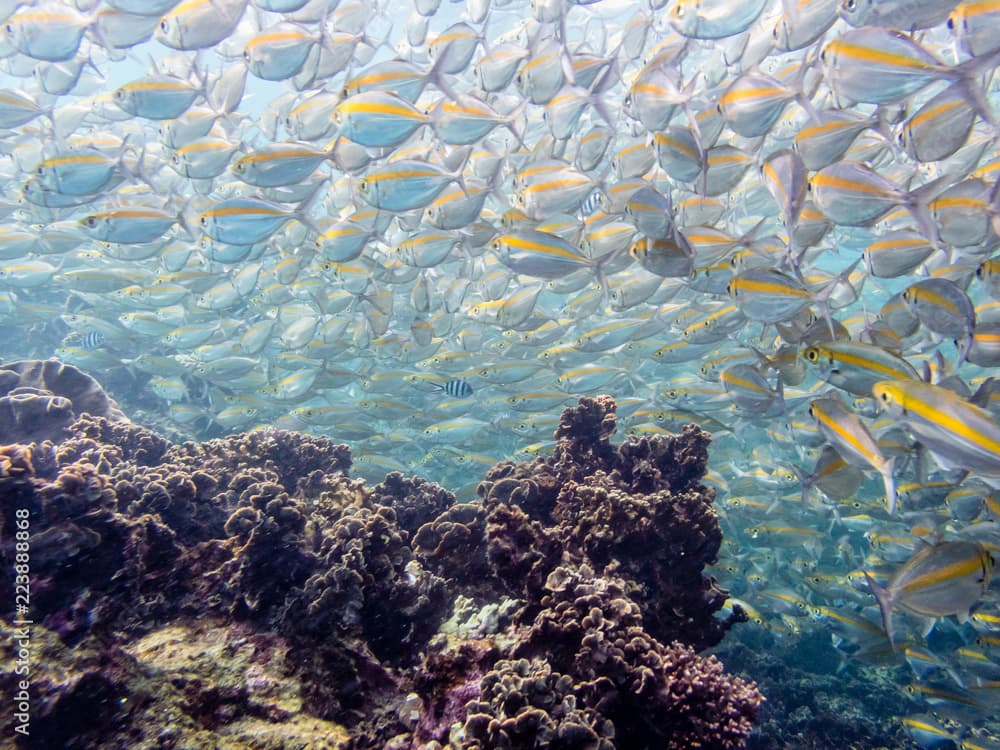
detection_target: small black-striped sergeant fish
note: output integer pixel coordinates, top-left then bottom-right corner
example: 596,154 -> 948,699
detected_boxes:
63,331 -> 107,350
431,378 -> 474,398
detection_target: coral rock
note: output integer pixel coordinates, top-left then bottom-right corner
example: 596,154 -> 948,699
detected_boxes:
508,564 -> 762,750
0,359 -> 127,443
478,397 -> 731,649
374,472 -> 455,537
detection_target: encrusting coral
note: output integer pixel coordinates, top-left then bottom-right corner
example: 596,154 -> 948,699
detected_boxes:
0,365 -> 760,750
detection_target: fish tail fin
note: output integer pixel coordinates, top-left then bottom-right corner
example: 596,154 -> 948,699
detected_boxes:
956,336 -> 973,368
427,50 -> 462,102
906,172 -> 955,252
954,49 -> 1000,125
865,571 -> 896,653
882,456 -> 897,515
503,100 -> 528,151
811,253 -> 861,338
206,63 -> 248,115
294,179 -> 328,236
791,463 -> 813,510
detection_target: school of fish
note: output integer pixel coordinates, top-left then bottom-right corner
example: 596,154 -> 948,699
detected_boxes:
2,0 -> 1000,744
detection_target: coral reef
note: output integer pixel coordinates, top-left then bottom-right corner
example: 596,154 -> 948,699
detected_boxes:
0,375 -> 760,749
413,502 -> 491,591
374,471 -> 455,537
462,657 -> 616,750
479,395 -> 732,650
505,564 -> 760,750
0,618 -> 349,750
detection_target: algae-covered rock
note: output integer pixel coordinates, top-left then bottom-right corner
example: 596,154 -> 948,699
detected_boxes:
0,618 -> 349,750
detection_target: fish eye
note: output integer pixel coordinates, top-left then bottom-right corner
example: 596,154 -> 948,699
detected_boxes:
359,180 -> 368,192
199,216 -> 208,225
243,50 -> 251,61
160,19 -> 169,32
843,0 -> 856,9
674,4 -> 684,17
947,17 -> 955,30
4,24 -> 12,34
85,216 -> 97,227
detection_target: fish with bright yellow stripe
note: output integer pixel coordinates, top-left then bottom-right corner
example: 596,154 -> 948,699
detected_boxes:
865,540 -> 994,651
492,229 -> 594,279
873,379 -> 1000,477
802,339 -> 919,397
808,392 -> 898,513
333,92 -> 431,148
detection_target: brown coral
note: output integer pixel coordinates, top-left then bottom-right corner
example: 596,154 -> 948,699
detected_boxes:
413,502 -> 491,590
478,396 -> 732,650
462,658 -> 616,750
374,471 -> 456,537
1,379 -> 762,750
507,564 -> 762,750
289,502 -> 448,665
552,470 -> 727,649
